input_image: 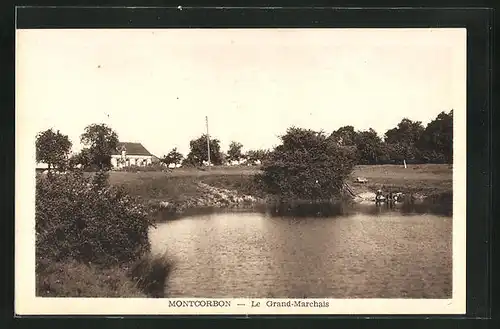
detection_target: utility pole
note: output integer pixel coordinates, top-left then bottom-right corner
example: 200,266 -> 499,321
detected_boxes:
206,116 -> 211,169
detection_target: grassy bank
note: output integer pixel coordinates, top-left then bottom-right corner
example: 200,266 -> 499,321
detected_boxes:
110,164 -> 453,217
37,259 -> 146,297
37,255 -> 173,298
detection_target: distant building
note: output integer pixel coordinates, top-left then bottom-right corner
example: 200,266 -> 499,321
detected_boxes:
111,142 -> 153,169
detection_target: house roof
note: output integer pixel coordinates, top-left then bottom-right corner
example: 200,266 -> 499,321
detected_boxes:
114,142 -> 152,156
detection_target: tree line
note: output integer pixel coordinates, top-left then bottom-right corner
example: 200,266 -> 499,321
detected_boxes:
35,110 -> 452,171
166,137 -> 271,167
331,110 -> 453,165
167,110 -> 453,166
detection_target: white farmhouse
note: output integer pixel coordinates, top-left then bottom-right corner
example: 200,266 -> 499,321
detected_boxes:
111,142 -> 153,169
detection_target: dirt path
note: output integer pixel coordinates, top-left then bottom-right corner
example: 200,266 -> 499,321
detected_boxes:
344,181 -> 377,202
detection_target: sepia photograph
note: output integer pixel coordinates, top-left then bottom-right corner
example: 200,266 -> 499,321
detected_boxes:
15,27 -> 466,315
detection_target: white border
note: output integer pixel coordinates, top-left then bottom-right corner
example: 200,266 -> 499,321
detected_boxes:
15,28 -> 467,315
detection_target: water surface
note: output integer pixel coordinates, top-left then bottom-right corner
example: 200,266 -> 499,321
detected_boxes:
149,204 -> 452,298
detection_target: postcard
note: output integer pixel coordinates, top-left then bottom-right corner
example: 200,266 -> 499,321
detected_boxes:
15,27 -> 466,315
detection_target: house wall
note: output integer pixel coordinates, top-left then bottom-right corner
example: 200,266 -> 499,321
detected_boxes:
111,155 -> 152,169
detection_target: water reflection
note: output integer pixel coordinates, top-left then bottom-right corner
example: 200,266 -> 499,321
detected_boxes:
264,201 -> 347,218
150,204 -> 452,299
154,199 -> 452,222
263,199 -> 452,218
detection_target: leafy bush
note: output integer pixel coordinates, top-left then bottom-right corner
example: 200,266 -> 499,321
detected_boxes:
36,171 -> 155,265
259,127 -> 356,200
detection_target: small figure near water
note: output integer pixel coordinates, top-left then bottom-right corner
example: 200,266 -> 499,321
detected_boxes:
393,192 -> 404,202
375,189 -> 386,204
375,189 -> 404,204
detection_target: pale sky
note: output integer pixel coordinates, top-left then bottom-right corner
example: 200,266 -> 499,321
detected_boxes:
16,28 -> 466,157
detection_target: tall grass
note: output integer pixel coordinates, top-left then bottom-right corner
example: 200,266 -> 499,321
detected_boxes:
36,259 -> 146,297
36,255 -> 173,298
128,254 -> 174,298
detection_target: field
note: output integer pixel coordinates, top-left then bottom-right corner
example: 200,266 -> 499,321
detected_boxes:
349,164 -> 453,195
108,166 -> 259,184
108,164 -> 452,205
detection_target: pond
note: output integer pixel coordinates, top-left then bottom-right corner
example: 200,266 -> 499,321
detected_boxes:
149,203 -> 452,299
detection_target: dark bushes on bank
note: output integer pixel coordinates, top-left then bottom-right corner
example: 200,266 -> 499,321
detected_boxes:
259,127 -> 356,200
35,171 -> 175,297
36,171 -> 154,265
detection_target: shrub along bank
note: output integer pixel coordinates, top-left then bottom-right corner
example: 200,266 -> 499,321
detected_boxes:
36,171 -> 172,297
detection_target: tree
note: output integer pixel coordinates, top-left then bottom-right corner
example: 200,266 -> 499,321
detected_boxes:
385,118 -> 424,145
355,128 -> 386,165
185,134 -> 223,166
227,141 -> 244,162
418,110 -> 453,163
161,148 -> 184,165
80,124 -> 119,171
329,125 -> 358,146
384,118 -> 424,163
259,127 -> 356,200
246,149 -> 270,163
35,129 -> 72,171
68,148 -> 92,170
